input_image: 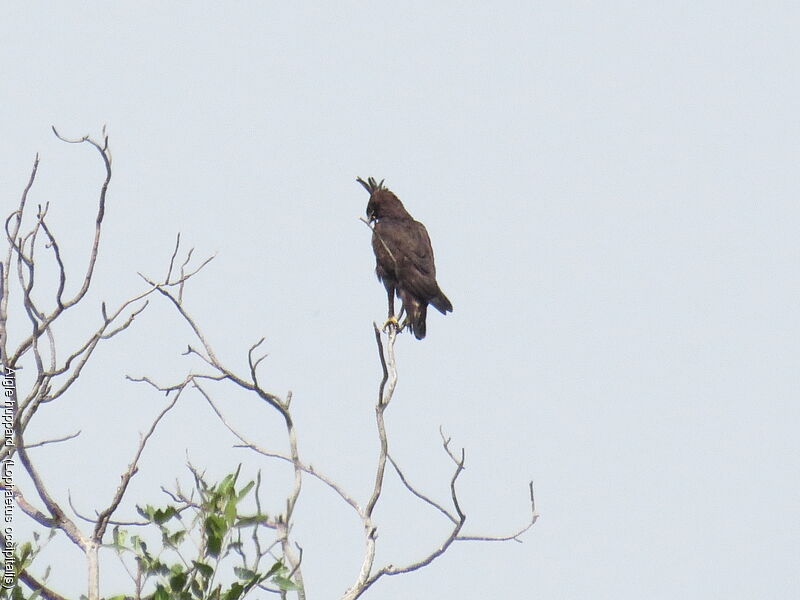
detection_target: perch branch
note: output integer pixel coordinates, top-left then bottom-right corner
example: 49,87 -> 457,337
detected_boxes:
342,324 -> 398,600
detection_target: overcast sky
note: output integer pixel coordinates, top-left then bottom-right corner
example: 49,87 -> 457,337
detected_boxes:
2,3 -> 799,599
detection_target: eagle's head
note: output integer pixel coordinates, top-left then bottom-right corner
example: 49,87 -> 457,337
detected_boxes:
357,177 -> 411,223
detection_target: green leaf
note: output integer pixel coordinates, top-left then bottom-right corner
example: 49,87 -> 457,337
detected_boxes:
130,534 -> 149,557
218,473 -> 236,497
111,526 -> 127,549
136,504 -> 156,521
222,583 -> 244,600
224,497 -> 238,526
16,541 -> 33,567
141,557 -> 169,575
237,480 -> 255,500
234,566 -> 258,581
166,529 -> 187,547
264,560 -> 284,579
192,560 -> 214,579
204,514 -> 226,557
273,575 -> 302,591
234,513 -> 269,528
219,465 -> 242,497
170,569 -> 188,591
154,585 -> 170,600
154,505 -> 178,525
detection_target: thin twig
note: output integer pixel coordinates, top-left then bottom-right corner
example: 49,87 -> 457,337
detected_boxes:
199,385 -> 362,514
25,430 -> 82,449
386,453 -> 457,524
166,232 -> 182,283
10,129 -> 112,363
457,481 -> 539,542
15,428 -> 88,550
93,389 -> 183,541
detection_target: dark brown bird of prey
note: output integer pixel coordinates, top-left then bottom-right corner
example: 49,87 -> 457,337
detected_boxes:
357,177 -> 452,339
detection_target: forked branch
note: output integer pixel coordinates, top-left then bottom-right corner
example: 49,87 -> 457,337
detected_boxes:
342,325 -> 537,600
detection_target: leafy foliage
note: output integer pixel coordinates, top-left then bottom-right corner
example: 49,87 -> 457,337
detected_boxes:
8,468 -> 302,599
1,530 -> 56,600
112,467 -> 301,599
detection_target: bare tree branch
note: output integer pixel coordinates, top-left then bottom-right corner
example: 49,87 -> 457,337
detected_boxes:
342,325 -> 398,600
17,566 -> 69,600
93,389 -> 183,541
198,382 -> 362,515
50,127 -> 110,311
386,453 -> 457,524
342,323 -> 537,599
15,428 -> 89,551
12,487 -> 56,528
38,214 -> 67,307
166,232 -> 182,283
129,273 -> 307,597
457,481 -> 539,543
1,155 -> 38,351
10,129 -> 112,364
25,430 -> 82,449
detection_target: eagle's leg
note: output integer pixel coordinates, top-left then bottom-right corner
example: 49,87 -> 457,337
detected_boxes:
397,306 -> 410,332
382,285 -> 399,331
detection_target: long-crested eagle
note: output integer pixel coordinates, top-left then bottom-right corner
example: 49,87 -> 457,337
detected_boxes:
357,177 -> 452,339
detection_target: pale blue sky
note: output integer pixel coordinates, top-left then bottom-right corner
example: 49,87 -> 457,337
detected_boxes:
2,3 -> 799,598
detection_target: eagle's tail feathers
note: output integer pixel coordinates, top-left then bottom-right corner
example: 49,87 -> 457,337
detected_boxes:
410,304 -> 427,340
430,291 -> 453,315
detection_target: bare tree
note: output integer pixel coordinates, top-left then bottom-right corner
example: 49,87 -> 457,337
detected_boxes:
1,129 -> 537,600
0,129 -> 216,600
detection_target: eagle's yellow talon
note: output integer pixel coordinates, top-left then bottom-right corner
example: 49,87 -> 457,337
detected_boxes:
382,316 -> 400,331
